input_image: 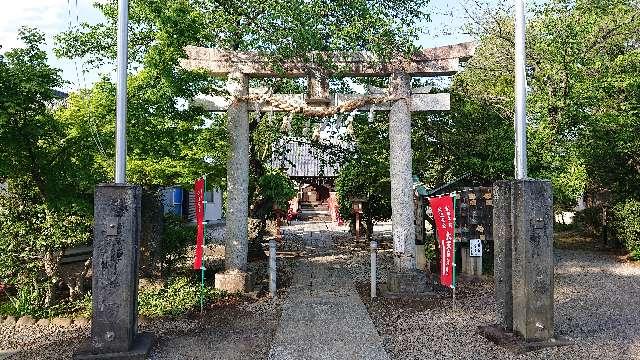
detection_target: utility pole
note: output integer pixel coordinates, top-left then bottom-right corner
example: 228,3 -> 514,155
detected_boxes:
115,0 -> 128,183
514,0 -> 528,179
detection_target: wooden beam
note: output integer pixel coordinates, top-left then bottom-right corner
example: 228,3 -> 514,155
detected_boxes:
192,93 -> 451,112
181,42 -> 476,78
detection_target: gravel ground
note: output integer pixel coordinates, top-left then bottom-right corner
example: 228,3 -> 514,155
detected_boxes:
0,252 -> 295,360
354,249 -> 640,360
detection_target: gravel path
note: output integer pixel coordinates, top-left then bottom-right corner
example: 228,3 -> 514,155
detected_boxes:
2,220 -> 638,360
269,221 -> 389,360
354,249 -> 640,359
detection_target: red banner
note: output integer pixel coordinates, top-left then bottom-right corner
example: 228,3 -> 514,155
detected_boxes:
193,178 -> 205,270
429,195 -> 455,288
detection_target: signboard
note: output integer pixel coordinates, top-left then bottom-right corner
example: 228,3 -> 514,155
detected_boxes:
429,195 -> 455,288
193,178 -> 205,270
470,239 -> 483,257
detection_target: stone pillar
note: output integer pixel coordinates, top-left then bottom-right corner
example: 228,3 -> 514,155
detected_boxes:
74,184 -> 152,359
388,71 -> 415,271
511,180 -> 554,341
493,181 -> 513,331
461,245 -> 482,276
216,70 -> 254,293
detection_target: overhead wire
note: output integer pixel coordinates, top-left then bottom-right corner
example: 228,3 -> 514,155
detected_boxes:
67,0 -> 107,157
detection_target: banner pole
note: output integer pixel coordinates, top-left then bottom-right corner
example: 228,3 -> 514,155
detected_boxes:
200,175 -> 207,314
452,192 -> 457,311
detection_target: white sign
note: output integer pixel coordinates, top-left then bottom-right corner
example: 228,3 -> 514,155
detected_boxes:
470,239 -> 483,257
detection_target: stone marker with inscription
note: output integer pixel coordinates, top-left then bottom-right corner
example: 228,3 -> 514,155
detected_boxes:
74,184 -> 152,360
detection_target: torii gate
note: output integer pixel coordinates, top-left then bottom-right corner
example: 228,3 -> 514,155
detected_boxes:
181,42 -> 476,292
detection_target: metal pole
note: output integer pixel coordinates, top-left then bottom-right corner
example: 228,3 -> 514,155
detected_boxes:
514,0 -> 528,180
370,240 -> 377,298
269,239 -> 277,297
114,0 -> 129,183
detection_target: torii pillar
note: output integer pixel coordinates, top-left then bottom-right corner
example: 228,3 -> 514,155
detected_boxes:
388,72 -> 415,270
214,69 -> 254,293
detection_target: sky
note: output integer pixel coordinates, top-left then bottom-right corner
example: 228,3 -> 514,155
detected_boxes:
0,0 -> 496,92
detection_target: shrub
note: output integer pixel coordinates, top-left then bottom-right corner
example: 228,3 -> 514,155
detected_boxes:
159,214 -> 195,277
612,200 -> 640,260
0,191 -> 92,307
258,167 -> 297,211
573,207 -> 604,235
0,289 -> 91,318
138,276 -> 227,317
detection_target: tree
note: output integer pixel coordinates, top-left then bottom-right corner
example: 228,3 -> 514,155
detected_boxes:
455,0 -> 640,210
0,28 -> 93,307
335,112 -> 392,238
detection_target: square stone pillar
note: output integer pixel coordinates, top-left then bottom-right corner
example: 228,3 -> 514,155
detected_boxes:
511,180 -> 554,341
74,184 -> 152,359
461,245 -> 482,276
493,181 -> 513,331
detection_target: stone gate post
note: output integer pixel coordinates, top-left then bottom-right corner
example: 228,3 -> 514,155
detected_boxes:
215,70 -> 254,292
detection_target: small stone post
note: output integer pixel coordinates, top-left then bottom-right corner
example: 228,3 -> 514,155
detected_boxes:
370,240 -> 377,298
388,71 -> 416,270
74,184 -> 152,359
269,239 -> 277,297
215,70 -> 254,293
511,180 -> 554,341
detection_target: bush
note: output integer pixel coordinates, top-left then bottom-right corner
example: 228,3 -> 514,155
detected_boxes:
138,276 -> 227,317
573,207 -> 604,235
612,200 -> 640,260
258,167 -> 297,211
0,191 -> 92,307
159,215 -> 195,277
0,289 -> 91,318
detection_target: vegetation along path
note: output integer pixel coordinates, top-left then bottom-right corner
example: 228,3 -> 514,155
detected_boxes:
268,222 -> 389,360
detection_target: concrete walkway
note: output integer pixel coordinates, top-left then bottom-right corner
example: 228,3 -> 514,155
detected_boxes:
268,222 -> 390,360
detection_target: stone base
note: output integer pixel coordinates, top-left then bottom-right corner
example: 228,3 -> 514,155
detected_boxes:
384,270 -> 434,297
477,325 -> 574,354
215,270 -> 254,293
73,332 -> 153,360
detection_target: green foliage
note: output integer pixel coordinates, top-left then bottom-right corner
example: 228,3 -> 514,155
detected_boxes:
457,0 -> 640,208
160,214 -> 196,276
258,167 -> 297,211
612,200 -> 640,259
138,277 -> 228,317
424,238 -> 437,262
411,93 -> 514,187
335,113 -> 392,224
53,0 -> 433,192
0,289 -> 92,318
0,191 -> 92,307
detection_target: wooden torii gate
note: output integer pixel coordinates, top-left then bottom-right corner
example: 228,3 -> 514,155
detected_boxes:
181,42 -> 476,292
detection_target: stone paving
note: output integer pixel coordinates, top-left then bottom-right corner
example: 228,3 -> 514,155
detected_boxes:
268,221 -> 390,360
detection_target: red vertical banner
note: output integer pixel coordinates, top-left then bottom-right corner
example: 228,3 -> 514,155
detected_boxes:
193,178 -> 205,270
429,195 -> 455,288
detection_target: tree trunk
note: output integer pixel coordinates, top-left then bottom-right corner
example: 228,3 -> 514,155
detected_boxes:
42,250 -> 62,307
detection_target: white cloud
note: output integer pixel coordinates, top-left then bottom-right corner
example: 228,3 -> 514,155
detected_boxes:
0,0 -> 67,51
